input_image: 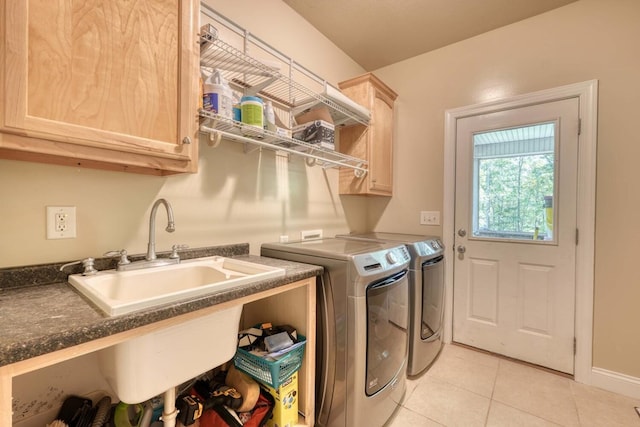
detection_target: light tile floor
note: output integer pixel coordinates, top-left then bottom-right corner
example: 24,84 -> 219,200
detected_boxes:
386,344 -> 640,426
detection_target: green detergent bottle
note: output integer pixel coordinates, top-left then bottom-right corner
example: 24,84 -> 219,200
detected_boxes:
113,402 -> 144,427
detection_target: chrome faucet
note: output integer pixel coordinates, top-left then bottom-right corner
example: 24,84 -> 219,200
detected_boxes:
146,198 -> 175,261
105,198 -> 187,272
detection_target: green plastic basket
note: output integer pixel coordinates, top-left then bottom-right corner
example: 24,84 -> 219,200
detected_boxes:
233,334 -> 306,388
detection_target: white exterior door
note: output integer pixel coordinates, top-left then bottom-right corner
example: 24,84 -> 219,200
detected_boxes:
453,98 -> 579,374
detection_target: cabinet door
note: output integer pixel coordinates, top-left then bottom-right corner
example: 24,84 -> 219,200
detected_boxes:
0,0 -> 199,175
338,73 -> 397,196
368,87 -> 395,194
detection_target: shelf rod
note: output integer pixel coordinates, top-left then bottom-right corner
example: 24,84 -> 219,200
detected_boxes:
198,110 -> 366,163
199,125 -> 367,176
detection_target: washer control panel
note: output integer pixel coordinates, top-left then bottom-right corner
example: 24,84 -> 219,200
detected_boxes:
414,239 -> 444,258
353,245 -> 410,275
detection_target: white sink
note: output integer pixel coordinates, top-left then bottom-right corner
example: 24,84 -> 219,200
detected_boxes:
99,305 -> 243,403
68,256 -> 285,316
66,256 -> 286,403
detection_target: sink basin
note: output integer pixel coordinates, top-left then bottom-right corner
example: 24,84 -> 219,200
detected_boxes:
68,256 -> 285,316
99,304 -> 243,403
68,256 -> 285,403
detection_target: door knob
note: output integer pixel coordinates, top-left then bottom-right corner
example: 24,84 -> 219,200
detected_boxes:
457,245 -> 466,254
458,228 -> 467,237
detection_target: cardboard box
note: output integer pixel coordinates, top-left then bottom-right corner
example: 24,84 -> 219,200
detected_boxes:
294,104 -> 333,125
292,120 -> 335,150
261,371 -> 298,427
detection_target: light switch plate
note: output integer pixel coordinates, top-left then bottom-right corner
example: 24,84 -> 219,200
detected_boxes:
420,211 -> 440,226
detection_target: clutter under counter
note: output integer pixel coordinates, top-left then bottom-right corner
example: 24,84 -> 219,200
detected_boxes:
0,246 -> 321,427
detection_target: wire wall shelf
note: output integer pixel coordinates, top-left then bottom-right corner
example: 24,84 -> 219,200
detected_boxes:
199,110 -> 367,177
198,20 -> 370,176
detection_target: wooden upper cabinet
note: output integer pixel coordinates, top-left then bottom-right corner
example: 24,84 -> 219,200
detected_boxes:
0,0 -> 199,175
338,73 -> 398,196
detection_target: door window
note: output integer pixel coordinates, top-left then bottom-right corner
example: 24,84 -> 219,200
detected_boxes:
472,122 -> 557,243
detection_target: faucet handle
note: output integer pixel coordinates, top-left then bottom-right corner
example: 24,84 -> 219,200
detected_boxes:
104,249 -> 131,266
60,258 -> 98,276
170,244 -> 189,260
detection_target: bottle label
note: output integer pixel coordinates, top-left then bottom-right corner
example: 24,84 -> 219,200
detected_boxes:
203,93 -> 216,112
241,103 -> 264,127
203,93 -> 232,118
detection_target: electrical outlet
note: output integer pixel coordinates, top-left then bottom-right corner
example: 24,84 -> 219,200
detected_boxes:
46,206 -> 77,239
420,211 -> 440,226
300,229 -> 323,241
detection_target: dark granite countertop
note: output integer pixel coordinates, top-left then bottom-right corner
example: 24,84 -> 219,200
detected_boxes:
0,244 -> 322,368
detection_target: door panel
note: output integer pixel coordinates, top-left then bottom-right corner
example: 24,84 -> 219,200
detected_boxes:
453,98 -> 579,374
467,258 -> 499,324
518,263 -> 553,335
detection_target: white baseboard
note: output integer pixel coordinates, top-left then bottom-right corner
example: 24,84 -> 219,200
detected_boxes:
590,367 -> 640,399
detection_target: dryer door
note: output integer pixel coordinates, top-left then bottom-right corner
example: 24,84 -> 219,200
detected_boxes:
421,255 -> 445,339
365,270 -> 409,396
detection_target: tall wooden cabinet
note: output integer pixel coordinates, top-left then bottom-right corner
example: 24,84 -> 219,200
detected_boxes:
338,73 -> 398,196
0,0 -> 200,175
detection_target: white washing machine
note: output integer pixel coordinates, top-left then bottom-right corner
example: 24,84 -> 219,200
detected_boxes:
261,238 -> 410,427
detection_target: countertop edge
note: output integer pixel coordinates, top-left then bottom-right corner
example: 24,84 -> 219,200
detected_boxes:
0,254 -> 322,368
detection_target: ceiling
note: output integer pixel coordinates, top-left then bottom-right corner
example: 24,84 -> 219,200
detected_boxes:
282,0 -> 578,71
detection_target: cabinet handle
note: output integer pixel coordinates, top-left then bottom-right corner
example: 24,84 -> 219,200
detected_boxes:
354,164 -> 367,178
182,136 -> 192,145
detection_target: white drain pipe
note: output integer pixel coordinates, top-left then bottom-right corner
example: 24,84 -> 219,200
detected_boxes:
161,387 -> 178,427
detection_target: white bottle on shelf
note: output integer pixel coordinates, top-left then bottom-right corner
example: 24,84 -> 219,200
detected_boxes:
264,100 -> 276,132
203,69 -> 233,119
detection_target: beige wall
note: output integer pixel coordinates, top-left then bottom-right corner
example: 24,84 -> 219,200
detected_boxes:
372,0 -> 640,377
3,0 -> 639,381
0,0 -> 367,268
